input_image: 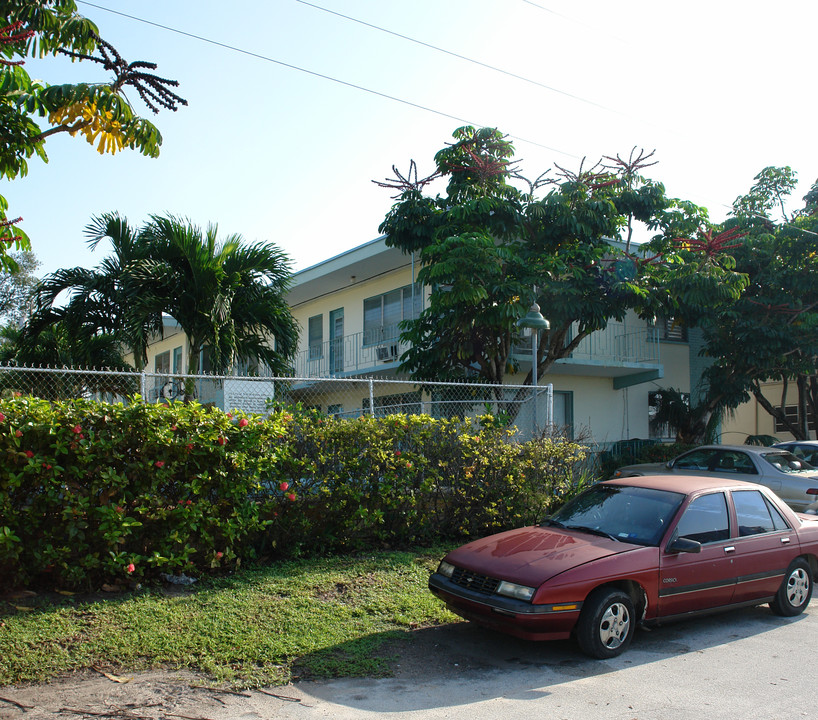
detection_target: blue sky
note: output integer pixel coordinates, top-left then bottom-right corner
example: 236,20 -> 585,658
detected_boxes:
9,0 -> 818,278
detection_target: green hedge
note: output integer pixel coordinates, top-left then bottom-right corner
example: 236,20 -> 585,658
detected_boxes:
0,396 -> 587,590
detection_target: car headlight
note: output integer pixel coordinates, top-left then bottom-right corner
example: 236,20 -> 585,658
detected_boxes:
496,580 -> 535,602
437,561 -> 455,578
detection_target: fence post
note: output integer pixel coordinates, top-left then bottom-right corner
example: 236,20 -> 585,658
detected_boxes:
368,378 -> 375,417
140,372 -> 147,402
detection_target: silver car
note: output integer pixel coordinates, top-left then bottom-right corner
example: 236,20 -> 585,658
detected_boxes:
613,444 -> 818,512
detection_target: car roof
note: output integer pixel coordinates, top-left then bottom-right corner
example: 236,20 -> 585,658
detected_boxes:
776,440 -> 818,446
681,444 -> 789,455
604,474 -> 766,495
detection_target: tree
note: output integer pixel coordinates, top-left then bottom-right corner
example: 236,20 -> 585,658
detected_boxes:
0,0 -> 185,271
131,214 -> 299,382
695,168 -> 818,439
0,248 -> 38,323
28,213 -> 299,390
27,212 -> 163,370
378,127 -> 747,398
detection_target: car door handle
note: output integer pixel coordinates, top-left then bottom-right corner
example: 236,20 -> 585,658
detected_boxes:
724,546 -> 735,553
781,537 -> 791,544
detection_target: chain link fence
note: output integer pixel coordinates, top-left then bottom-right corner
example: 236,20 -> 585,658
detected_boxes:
0,364 -> 555,439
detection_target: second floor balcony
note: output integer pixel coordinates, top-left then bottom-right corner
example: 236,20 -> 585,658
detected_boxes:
294,320 -> 663,388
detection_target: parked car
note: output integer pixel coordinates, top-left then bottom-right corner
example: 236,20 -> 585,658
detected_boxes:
775,440 -> 818,468
429,475 -> 818,659
612,444 -> 818,512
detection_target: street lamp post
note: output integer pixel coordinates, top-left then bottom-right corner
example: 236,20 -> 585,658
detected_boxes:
517,301 -> 549,436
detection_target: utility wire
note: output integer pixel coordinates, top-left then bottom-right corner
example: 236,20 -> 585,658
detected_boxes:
77,1 -> 579,159
295,0 -> 621,116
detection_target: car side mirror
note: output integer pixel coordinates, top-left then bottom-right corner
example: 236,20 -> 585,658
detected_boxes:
666,537 -> 702,554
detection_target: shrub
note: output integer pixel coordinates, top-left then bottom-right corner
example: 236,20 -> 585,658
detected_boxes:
0,397 -> 587,589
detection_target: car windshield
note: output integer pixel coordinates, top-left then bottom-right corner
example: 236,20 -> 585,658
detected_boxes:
760,450 -> 816,473
544,484 -> 685,547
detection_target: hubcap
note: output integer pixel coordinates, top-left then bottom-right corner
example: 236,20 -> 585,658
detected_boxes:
599,602 -> 631,649
786,568 -> 810,607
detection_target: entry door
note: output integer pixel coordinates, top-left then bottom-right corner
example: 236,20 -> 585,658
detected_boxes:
658,492 -> 736,616
329,308 -> 344,374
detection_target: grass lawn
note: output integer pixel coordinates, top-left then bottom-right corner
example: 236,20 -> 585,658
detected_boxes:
0,547 -> 459,688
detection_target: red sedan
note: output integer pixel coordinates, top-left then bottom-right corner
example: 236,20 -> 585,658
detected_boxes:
429,475 -> 818,658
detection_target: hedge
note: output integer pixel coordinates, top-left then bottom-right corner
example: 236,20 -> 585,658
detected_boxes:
0,396 -> 587,590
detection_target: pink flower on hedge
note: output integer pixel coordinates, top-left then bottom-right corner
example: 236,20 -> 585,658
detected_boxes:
286,492 -> 296,502
215,551 -> 224,559
126,563 -> 135,573
395,450 -> 401,456
216,436 -> 226,446
185,443 -> 194,451
72,425 -> 82,434
0,412 -> 5,422
238,418 -> 249,428
227,413 -> 233,419
155,461 -> 165,468
116,506 -> 124,513
15,429 -> 22,437
170,425 -> 178,431
186,500 -> 192,505
279,481 -> 289,491
25,450 -> 34,458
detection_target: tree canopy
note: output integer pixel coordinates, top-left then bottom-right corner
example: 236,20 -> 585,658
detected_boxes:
0,0 -> 185,271
378,126 -> 747,389
697,167 -> 818,439
26,213 -> 299,385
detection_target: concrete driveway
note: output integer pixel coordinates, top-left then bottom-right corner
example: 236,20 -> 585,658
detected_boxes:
3,602 -> 816,719
274,602 -> 817,720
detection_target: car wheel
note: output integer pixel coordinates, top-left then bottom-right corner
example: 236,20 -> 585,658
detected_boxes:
770,558 -> 813,617
576,587 -> 635,659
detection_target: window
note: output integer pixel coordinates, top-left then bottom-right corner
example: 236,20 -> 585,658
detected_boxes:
308,315 -> 323,360
154,350 -> 170,374
774,405 -> 816,433
733,490 -> 779,536
363,284 -> 421,346
649,316 -> 687,342
713,450 -> 757,475
363,391 -> 422,417
674,493 -> 729,544
648,391 -> 690,440
172,346 -> 183,374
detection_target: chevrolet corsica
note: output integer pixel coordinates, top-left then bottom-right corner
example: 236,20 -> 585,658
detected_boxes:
429,475 -> 818,658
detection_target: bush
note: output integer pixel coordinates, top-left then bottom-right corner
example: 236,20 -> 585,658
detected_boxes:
0,397 -> 587,589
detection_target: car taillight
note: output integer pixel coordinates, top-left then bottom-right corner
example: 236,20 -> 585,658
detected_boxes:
807,488 -> 818,495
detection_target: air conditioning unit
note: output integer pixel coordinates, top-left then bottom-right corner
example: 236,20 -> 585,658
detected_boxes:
376,344 -> 399,361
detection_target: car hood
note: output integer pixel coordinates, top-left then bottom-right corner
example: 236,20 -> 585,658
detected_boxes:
444,526 -> 638,588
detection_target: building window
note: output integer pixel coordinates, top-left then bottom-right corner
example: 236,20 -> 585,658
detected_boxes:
155,350 -> 170,374
649,317 -> 687,342
648,390 -> 690,439
363,391 -> 422,417
363,284 -> 422,346
774,406 -> 816,433
308,315 -> 323,360
172,346 -> 183,374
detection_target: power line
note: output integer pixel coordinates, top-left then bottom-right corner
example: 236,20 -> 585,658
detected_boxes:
295,0 -> 621,116
77,1 -> 580,159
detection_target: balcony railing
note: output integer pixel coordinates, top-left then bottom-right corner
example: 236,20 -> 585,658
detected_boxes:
294,328 -> 407,379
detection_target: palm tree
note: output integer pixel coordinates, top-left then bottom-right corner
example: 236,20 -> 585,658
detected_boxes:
25,213 -> 297,387
126,214 -> 298,381
26,213 -> 163,370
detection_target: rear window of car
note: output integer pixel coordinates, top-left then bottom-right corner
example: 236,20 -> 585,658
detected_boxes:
760,451 -> 815,473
